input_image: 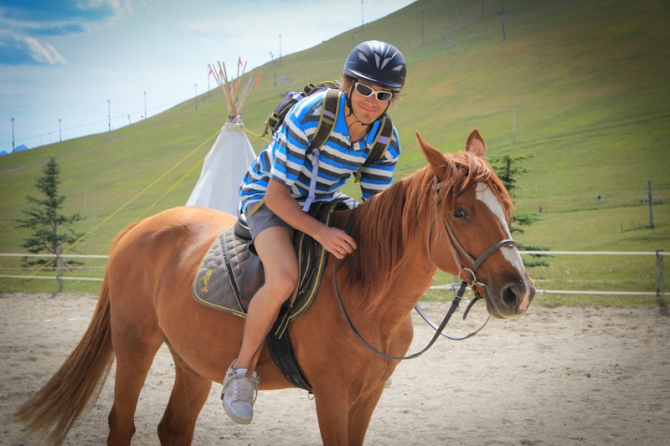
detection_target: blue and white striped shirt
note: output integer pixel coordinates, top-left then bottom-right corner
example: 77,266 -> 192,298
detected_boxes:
239,90 -> 401,215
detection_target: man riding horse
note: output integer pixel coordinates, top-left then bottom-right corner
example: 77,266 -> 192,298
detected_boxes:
224,40 -> 407,424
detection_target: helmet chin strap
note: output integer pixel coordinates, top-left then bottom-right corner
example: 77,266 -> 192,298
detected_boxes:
346,83 -> 390,128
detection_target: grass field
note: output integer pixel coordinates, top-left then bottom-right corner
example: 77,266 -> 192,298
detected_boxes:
1,0 -> 668,305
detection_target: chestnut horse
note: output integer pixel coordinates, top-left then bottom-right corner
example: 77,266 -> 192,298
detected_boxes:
14,131 -> 534,445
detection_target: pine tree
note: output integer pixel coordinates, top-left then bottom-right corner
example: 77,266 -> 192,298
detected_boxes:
15,157 -> 84,270
487,153 -> 551,268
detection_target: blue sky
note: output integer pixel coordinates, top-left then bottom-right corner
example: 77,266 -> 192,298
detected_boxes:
0,0 -> 415,153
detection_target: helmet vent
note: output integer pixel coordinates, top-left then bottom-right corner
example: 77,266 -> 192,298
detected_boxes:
344,40 -> 406,90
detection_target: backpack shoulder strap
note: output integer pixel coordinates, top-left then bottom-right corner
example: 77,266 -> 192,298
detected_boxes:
354,115 -> 394,183
363,115 -> 394,167
308,88 -> 342,153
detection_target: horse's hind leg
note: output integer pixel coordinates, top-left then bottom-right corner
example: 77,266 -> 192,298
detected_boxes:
157,346 -> 212,445
107,310 -> 164,445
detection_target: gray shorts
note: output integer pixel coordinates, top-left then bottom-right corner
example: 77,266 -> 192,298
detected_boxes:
243,203 -> 292,241
242,193 -> 358,241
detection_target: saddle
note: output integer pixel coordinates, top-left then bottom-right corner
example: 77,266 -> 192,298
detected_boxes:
191,199 -> 351,392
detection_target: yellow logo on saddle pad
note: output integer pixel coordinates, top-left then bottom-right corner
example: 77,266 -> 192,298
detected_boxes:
202,269 -> 213,293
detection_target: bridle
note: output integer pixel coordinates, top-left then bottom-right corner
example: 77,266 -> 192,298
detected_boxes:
333,177 -> 518,360
415,178 -> 517,341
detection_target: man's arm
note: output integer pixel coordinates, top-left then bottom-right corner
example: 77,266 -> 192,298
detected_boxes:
264,179 -> 357,260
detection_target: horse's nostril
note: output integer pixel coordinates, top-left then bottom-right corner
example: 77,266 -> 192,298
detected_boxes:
501,284 -> 519,308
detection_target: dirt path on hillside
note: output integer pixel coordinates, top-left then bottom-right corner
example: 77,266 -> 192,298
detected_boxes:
1,293 -> 669,445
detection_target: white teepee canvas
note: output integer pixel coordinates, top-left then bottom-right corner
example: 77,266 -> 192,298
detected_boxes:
186,61 -> 262,216
186,117 -> 256,214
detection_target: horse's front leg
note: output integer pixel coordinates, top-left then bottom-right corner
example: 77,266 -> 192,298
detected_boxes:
314,383 -> 385,446
314,389 -> 351,445
347,383 -> 386,445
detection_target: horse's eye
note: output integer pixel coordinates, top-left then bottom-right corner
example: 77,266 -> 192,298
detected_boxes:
453,208 -> 468,219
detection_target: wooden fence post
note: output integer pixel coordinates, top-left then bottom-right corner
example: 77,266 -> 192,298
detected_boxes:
56,245 -> 64,294
657,249 -> 665,309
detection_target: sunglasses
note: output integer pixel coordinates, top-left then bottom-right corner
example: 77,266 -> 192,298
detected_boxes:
354,82 -> 394,102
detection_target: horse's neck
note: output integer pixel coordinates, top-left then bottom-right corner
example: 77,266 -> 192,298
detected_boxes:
374,236 -> 437,313
333,198 -> 438,324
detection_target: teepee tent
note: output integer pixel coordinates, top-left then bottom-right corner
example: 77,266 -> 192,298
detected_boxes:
186,61 -> 262,215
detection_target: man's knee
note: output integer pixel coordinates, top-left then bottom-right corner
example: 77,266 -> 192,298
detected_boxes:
267,266 -> 298,300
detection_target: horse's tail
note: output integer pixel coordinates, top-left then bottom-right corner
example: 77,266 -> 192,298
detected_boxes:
13,223 -> 139,446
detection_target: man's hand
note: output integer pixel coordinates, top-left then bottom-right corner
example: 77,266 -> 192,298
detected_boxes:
314,225 -> 357,260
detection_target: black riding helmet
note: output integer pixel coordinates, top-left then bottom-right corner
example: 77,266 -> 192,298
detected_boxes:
344,40 -> 406,91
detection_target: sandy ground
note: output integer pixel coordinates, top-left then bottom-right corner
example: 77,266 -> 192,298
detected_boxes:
1,293 -> 669,446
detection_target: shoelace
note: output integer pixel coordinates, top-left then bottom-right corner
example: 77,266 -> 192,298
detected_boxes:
231,375 -> 257,403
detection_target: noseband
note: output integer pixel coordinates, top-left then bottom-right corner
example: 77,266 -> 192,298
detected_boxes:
333,177 -> 519,360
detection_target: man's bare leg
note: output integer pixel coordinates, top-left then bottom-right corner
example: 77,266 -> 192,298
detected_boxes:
234,225 -> 298,369
222,226 -> 297,424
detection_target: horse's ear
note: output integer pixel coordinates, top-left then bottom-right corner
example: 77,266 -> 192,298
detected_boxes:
416,133 -> 447,179
465,129 -> 486,157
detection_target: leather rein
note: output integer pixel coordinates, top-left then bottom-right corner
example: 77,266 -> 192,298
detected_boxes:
333,178 -> 517,361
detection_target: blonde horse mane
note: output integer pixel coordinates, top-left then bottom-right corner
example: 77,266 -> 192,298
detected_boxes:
341,150 -> 512,298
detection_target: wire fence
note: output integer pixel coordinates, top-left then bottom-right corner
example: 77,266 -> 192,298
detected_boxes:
0,251 -> 666,303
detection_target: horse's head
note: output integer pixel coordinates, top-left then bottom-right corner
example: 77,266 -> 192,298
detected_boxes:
417,130 -> 535,319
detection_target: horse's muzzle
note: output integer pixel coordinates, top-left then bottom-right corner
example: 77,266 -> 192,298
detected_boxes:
485,279 -> 535,319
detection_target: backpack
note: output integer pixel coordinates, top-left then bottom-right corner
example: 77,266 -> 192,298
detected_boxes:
261,81 -> 395,180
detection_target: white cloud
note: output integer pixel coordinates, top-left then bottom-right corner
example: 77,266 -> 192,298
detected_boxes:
122,0 -> 135,16
24,37 -> 66,65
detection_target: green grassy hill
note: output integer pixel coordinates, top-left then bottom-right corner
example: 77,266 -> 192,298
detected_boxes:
1,0 -> 669,300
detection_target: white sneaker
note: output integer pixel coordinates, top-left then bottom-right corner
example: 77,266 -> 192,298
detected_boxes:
221,363 -> 259,425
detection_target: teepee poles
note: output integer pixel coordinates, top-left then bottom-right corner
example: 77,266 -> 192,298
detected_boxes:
209,59 -> 262,119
